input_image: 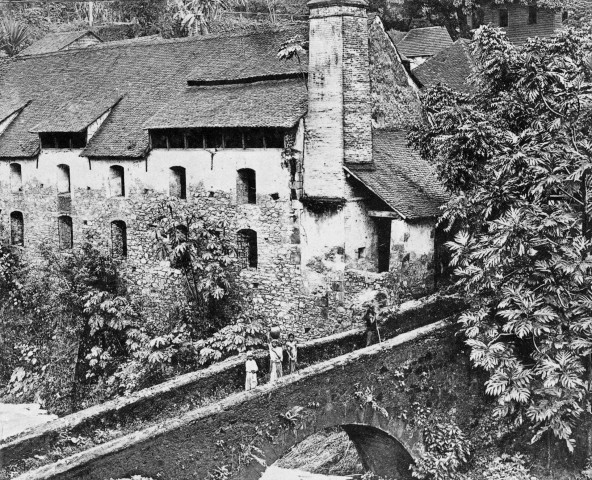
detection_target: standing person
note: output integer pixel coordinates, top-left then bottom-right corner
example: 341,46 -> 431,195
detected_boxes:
286,333 -> 298,374
244,350 -> 258,391
268,338 -> 284,383
363,305 -> 378,347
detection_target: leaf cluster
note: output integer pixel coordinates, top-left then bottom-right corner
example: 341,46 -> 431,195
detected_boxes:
410,24 -> 592,450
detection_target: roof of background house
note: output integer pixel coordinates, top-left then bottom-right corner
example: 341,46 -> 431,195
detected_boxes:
346,130 -> 448,219
388,26 -> 453,58
20,30 -> 102,56
0,26 -> 308,158
145,79 -> 307,129
413,38 -> 475,92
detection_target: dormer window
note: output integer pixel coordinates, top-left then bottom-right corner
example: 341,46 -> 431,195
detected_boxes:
40,131 -> 87,149
149,128 -> 285,150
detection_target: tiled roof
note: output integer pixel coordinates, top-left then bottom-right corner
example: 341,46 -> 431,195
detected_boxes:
413,39 -> 475,92
30,94 -> 122,133
145,79 -> 307,129
186,28 -> 309,84
0,26 -> 307,158
347,130 -> 448,219
20,30 -> 101,56
388,26 -> 453,58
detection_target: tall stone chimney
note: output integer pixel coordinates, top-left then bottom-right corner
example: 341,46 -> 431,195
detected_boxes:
304,0 -> 373,199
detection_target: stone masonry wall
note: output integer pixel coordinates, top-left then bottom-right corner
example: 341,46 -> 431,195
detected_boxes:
343,7 -> 373,165
0,140 -> 409,340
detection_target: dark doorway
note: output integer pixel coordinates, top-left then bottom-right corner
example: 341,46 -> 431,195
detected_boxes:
376,219 -> 391,273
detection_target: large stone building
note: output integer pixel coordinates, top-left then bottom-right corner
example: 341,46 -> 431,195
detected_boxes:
0,0 -> 447,338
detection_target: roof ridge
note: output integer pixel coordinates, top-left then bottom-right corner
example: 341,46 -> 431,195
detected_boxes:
16,23 -> 308,61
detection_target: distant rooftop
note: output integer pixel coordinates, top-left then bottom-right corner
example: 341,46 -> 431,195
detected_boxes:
20,30 -> 102,56
413,39 -> 475,92
388,26 -> 453,58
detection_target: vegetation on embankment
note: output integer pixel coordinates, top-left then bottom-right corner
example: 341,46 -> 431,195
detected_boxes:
0,295 -> 463,478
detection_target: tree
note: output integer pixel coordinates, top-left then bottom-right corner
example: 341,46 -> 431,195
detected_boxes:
4,241 -> 137,414
410,25 -> 592,451
152,199 -> 244,335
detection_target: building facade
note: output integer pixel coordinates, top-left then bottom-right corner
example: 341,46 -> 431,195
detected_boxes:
0,1 -> 446,338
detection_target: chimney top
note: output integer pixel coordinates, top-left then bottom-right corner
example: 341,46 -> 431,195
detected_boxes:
307,0 -> 367,8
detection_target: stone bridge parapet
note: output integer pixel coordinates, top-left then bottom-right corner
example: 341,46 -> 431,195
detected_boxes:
12,319 -> 465,480
0,294 -> 464,473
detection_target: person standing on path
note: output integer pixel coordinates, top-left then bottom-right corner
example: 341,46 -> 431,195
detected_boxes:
268,338 -> 284,383
364,305 -> 379,347
244,350 -> 258,391
286,333 -> 298,374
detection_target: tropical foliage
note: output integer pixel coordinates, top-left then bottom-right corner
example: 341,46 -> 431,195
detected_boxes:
411,24 -> 592,450
0,16 -> 28,56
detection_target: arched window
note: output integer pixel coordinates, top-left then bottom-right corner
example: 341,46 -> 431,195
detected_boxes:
170,167 -> 186,199
237,229 -> 257,269
237,169 -> 256,205
10,163 -> 22,193
10,211 -> 23,246
58,215 -> 73,250
111,220 -> 127,258
109,165 -> 125,197
57,164 -> 71,194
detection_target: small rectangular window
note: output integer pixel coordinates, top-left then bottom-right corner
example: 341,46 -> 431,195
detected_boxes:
204,129 -> 224,149
224,129 -> 243,149
499,8 -> 508,27
528,5 -> 537,24
151,130 -> 168,149
40,132 -> 87,149
71,131 -> 87,149
168,129 -> 185,149
264,129 -> 284,149
244,129 -> 264,148
186,129 -> 204,148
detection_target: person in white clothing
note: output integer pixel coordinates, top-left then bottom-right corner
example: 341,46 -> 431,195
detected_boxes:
245,350 -> 259,391
269,339 -> 284,383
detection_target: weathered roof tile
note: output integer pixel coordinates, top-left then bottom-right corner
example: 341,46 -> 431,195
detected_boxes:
413,39 -> 475,92
20,30 -> 102,56
0,25 -> 307,158
347,129 -> 448,219
388,26 -> 453,58
144,79 -> 307,129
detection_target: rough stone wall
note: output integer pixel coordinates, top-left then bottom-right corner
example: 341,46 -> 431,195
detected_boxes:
342,8 -> 373,165
484,4 -> 562,45
0,137 -> 407,340
304,5 -> 346,199
390,219 -> 436,297
368,17 -> 422,129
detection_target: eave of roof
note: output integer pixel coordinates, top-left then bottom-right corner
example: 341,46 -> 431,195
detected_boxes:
346,129 -> 448,220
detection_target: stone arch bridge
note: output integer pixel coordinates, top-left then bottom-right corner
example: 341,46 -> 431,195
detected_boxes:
16,321 -> 470,480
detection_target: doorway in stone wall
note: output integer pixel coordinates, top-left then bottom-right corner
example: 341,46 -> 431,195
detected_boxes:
375,219 -> 391,273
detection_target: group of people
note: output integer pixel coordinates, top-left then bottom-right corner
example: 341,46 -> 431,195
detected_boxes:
244,332 -> 298,391
245,303 -> 381,391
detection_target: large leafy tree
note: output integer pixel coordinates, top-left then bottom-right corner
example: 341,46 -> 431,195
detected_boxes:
410,25 -> 592,450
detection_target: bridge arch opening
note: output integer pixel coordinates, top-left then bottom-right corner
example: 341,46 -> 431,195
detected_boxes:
261,422 -> 416,480
341,423 -> 415,480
